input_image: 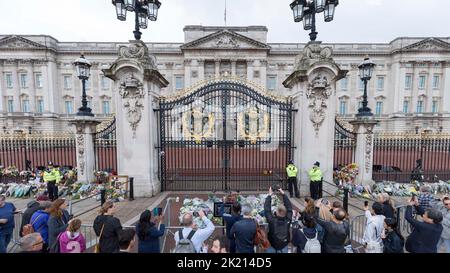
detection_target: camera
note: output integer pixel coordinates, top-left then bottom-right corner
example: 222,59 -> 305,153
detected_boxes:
272,183 -> 281,192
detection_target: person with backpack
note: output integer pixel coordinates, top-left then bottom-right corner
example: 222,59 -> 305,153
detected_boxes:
20,200 -> 42,237
382,218 -> 404,253
136,210 -> 165,253
230,205 -> 257,253
264,186 -> 292,253
58,218 -> 86,253
363,202 -> 386,253
93,201 -> 123,253
292,214 -> 321,253
48,199 -> 71,252
222,202 -> 242,253
29,201 -> 52,252
174,209 -> 214,253
314,200 -> 350,253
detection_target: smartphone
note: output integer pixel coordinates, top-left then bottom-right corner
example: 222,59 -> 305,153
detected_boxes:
364,201 -> 369,207
193,211 -> 200,217
153,207 -> 162,216
321,199 -> 329,206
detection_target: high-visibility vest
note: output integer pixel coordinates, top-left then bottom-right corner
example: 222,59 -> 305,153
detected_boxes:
308,167 -> 323,182
43,168 -> 62,184
286,164 -> 298,178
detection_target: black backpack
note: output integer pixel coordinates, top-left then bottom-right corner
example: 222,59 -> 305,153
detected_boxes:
272,218 -> 290,248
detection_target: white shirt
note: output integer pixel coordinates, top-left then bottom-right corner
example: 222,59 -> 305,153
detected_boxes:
363,210 -> 385,244
174,216 -> 215,253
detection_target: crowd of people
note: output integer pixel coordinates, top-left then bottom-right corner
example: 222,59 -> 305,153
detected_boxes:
0,181 -> 448,253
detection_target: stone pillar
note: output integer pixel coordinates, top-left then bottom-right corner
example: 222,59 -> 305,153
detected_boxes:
215,59 -> 221,78
260,59 -> 267,88
350,119 -> 378,185
103,40 -> 169,197
0,61 -> 4,112
442,61 -> 450,113
283,42 -> 347,190
247,60 -> 254,81
184,59 -> 191,88
71,117 -> 100,184
231,59 -> 237,76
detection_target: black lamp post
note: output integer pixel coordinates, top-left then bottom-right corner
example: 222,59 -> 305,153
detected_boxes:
356,55 -> 376,117
74,54 -> 94,117
112,0 -> 161,41
290,0 -> 339,41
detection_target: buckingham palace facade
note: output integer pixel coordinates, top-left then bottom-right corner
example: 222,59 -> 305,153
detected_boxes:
1,25 -> 449,133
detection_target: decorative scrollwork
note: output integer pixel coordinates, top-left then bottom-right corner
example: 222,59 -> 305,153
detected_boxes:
306,74 -> 332,136
237,106 -> 270,144
119,73 -> 145,138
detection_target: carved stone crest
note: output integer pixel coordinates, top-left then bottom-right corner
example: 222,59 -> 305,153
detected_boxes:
119,73 -> 145,138
118,41 -> 157,70
295,42 -> 333,71
215,35 -> 239,48
306,74 -> 332,136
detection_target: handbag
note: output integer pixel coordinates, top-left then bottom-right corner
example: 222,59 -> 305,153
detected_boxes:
253,222 -> 270,251
22,214 -> 43,236
94,224 -> 105,253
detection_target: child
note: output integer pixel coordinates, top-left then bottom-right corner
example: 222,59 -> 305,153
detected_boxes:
58,219 -> 86,253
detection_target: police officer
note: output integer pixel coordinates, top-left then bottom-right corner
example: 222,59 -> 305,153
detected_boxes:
285,160 -> 300,198
43,161 -> 61,201
308,161 -> 323,200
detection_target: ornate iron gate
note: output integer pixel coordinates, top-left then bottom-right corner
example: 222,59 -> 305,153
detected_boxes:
334,118 -> 356,168
159,79 -> 294,191
94,117 -> 117,172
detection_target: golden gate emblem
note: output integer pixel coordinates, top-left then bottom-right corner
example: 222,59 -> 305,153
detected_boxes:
237,106 -> 270,144
182,106 -> 215,144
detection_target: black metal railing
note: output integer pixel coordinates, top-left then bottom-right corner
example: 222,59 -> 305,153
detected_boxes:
334,118 -> 356,168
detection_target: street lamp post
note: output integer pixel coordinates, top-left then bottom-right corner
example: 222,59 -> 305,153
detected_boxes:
290,0 -> 339,41
112,0 -> 161,41
74,54 -> 94,117
356,55 -> 376,117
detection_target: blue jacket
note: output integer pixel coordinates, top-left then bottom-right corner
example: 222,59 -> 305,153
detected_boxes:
30,210 -> 50,244
136,223 -> 165,253
223,214 -> 243,239
230,218 -> 256,253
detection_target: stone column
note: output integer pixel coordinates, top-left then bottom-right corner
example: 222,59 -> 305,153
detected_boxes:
103,40 -> 169,197
442,61 -> 450,113
247,60 -> 254,81
71,117 -> 100,184
0,60 -> 4,112
283,42 -> 347,190
13,61 -> 21,112
260,59 -> 267,88
215,59 -> 220,78
231,59 -> 237,77
198,59 -> 205,81
350,118 -> 378,185
28,61 -> 36,112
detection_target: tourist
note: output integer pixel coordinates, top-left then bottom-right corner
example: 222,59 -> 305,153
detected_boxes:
222,202 -> 242,253
286,160 -> 300,198
264,186 -> 292,253
430,196 -> 450,253
20,199 -> 42,237
318,199 -> 333,221
292,214 -> 321,253
211,235 -> 229,253
30,201 -> 52,252
117,228 -> 136,253
363,202 -> 385,253
377,193 -> 396,219
301,197 -> 316,219
48,198 -> 71,252
19,233 -> 44,253
43,161 -> 62,201
314,200 -> 350,253
174,209 -> 215,253
0,194 -> 19,253
382,218 -> 404,253
301,197 -> 325,243
93,201 -> 123,253
418,185 -> 435,210
405,197 -> 443,253
308,161 -> 323,200
230,205 -> 257,253
136,210 -> 165,253
58,218 -> 86,253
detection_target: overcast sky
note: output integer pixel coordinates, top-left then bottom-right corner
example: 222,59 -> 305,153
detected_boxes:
0,0 -> 449,43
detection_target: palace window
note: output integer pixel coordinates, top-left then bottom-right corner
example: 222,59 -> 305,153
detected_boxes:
63,75 -> 72,89
340,77 -> 348,91
416,100 -> 424,113
339,101 -> 347,115
20,73 -> 28,88
376,76 -> 385,91
403,101 -> 409,113
375,101 -> 383,116
418,75 -> 426,89
5,73 -> 13,88
432,75 -> 440,89
65,101 -> 73,114
101,76 -> 110,90
175,76 -> 184,90
432,100 -> 438,113
102,101 -> 110,114
7,99 -> 14,112
267,76 -> 277,90
35,73 -> 43,88
405,74 -> 412,89
37,99 -> 44,113
22,100 -> 30,112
